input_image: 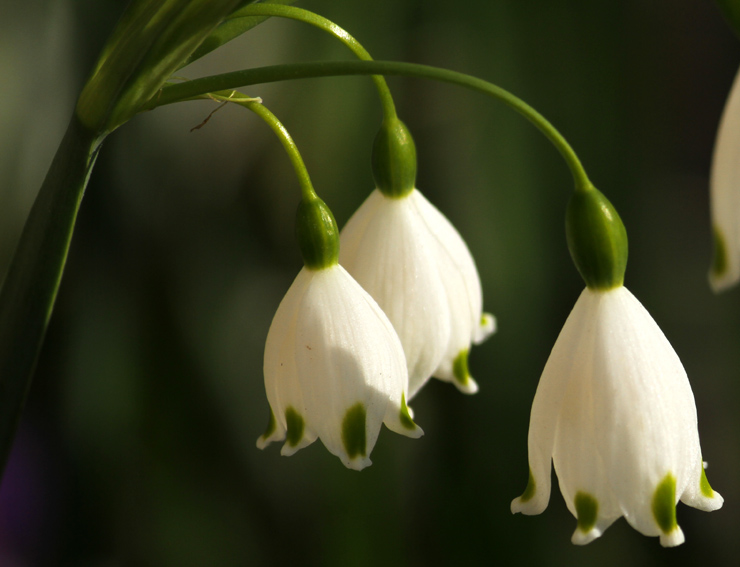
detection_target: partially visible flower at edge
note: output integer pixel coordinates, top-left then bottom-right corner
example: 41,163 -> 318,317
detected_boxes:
256,262 -> 423,470
511,285 -> 723,546
339,188 -> 495,400
709,64 -> 740,292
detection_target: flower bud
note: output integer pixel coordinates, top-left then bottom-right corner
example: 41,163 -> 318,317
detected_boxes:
295,196 -> 340,270
372,117 -> 417,198
566,187 -> 628,290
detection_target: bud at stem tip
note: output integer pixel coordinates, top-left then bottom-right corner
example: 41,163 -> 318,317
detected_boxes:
566,185 -> 628,290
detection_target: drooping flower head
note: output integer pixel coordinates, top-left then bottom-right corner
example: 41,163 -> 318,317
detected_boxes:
709,64 -> 740,292
257,194 -> 422,470
339,118 -> 495,399
512,185 -> 722,545
511,285 -> 723,546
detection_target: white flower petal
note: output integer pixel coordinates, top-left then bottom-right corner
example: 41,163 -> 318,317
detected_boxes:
659,527 -> 685,548
570,516 -> 618,546
340,190 -> 451,398
474,313 -> 497,345
259,268 -> 313,450
410,189 -> 484,335
589,288 -> 698,538
680,460 -> 724,512
512,288 -> 594,515
553,337 -> 622,541
295,266 -> 417,467
259,264 -> 420,469
514,286 -> 722,545
340,188 -> 494,399
710,64 -> 740,292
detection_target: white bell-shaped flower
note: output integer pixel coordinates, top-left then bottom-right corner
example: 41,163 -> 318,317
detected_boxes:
257,263 -> 423,470
511,285 -> 723,547
339,188 -> 495,399
709,64 -> 740,292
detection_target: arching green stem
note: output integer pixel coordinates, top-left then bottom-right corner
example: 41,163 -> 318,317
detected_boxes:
144,60 -> 592,191
210,91 -> 339,268
211,92 -> 316,201
230,4 -> 396,121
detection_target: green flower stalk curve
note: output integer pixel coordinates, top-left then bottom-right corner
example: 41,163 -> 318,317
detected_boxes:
213,92 -> 316,201
183,0 -> 297,66
143,60 -> 592,192
227,4 -> 397,121
213,92 -> 339,269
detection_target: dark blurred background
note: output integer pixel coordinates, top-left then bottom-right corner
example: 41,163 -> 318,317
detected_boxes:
1,0 -> 739,565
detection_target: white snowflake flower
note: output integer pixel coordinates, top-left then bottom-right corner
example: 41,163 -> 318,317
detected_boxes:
257,263 -> 422,470
511,285 -> 723,546
339,188 -> 495,399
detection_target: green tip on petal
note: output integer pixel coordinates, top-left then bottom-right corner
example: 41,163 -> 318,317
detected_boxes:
452,349 -> 470,387
700,464 -> 715,498
285,407 -> 305,448
399,393 -> 417,430
574,492 -> 599,533
342,403 -> 367,459
566,186 -> 628,290
711,225 -> 728,279
652,473 -> 678,535
262,409 -> 277,440
520,468 -> 537,503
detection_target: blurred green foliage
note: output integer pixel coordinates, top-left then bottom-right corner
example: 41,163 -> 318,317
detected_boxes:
1,0 -> 740,565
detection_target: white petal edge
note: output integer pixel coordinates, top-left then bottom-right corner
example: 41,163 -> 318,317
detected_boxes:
409,189 -> 486,337
680,459 -> 724,512
709,64 -> 740,292
339,190 -> 451,398
512,288 -> 596,515
294,265 -> 419,469
259,268 -> 314,451
589,287 -> 699,538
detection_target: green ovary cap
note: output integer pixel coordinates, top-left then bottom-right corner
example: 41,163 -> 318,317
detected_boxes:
372,117 -> 417,198
574,492 -> 599,533
342,403 -> 367,459
566,186 -> 628,290
652,473 -> 678,534
295,196 -> 340,270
